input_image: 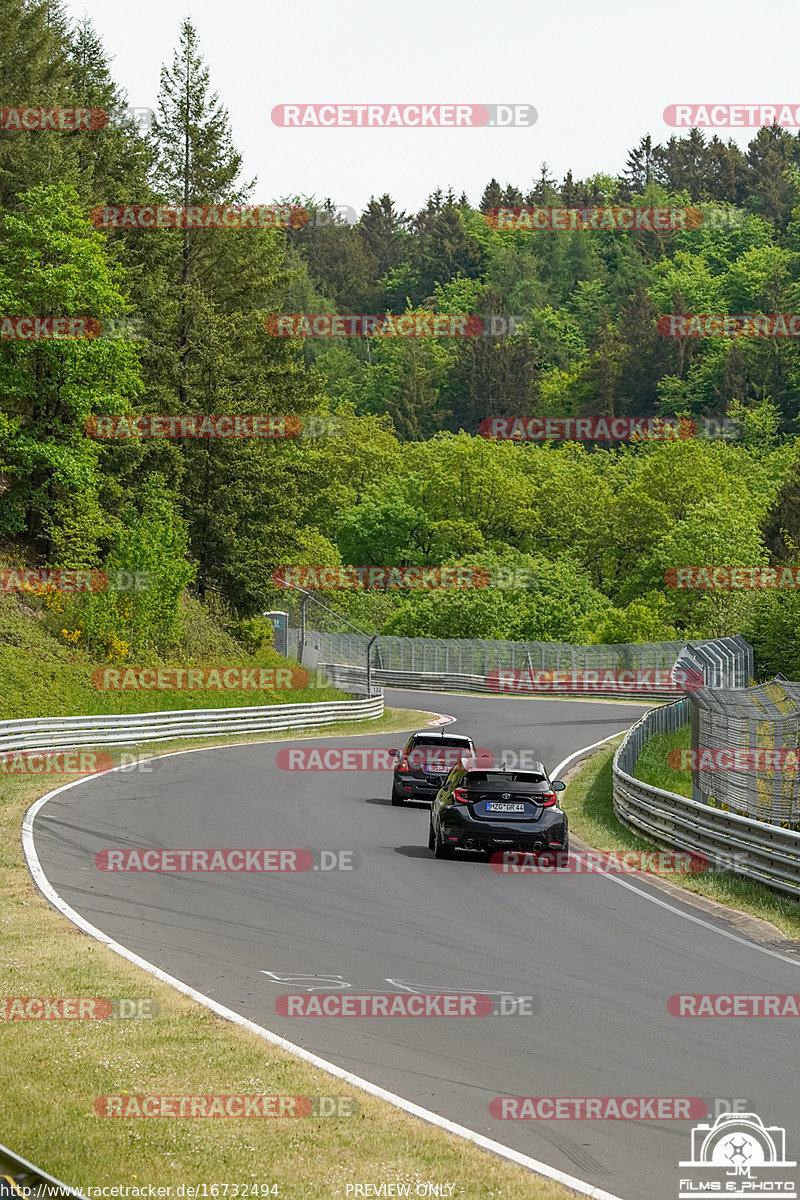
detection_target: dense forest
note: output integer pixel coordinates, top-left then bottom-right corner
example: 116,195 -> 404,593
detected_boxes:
2,0 -> 800,681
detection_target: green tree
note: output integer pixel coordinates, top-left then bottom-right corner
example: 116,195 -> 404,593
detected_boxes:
79,477 -> 195,656
0,183 -> 142,561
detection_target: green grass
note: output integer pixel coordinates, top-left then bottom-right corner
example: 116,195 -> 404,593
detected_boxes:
632,723 -> 692,797
562,737 -> 800,939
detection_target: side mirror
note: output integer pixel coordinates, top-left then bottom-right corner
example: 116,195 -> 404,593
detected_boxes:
389,749 -> 399,757
552,780 -> 566,791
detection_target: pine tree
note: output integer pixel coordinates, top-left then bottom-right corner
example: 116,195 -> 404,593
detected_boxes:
561,170 -> 579,206
528,163 -> 558,205
358,194 -> 408,279
142,19 -> 323,608
744,126 -> 797,227
0,0 -> 71,206
621,135 -> 656,196
500,183 -> 524,206
65,17 -> 153,207
479,178 -> 503,212
704,135 -> 747,204
149,19 -> 253,406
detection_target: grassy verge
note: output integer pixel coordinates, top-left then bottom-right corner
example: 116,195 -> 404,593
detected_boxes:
562,737 -> 800,939
632,723 -> 692,797
1,709 -> 578,1200
0,593 -> 346,718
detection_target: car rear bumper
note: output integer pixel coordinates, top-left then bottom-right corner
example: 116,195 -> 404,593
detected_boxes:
394,773 -> 446,798
438,809 -> 568,852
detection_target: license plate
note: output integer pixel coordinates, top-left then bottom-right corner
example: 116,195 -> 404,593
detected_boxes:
486,802 -> 525,813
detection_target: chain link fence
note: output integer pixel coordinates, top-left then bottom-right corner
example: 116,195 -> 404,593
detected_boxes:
290,627 -> 751,685
688,677 -> 800,827
614,700 -> 800,897
287,627 -> 752,702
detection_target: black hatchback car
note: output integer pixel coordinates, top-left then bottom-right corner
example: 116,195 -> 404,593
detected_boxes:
389,730 -> 477,805
428,763 -> 568,858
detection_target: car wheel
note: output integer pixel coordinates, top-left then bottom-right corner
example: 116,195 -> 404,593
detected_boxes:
434,824 -> 454,859
390,782 -> 404,806
427,818 -> 435,850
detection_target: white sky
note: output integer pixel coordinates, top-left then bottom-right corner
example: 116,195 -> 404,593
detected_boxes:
73,0 -> 800,214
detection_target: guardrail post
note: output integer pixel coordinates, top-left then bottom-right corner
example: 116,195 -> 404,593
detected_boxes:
299,592 -> 309,664
366,634 -> 378,696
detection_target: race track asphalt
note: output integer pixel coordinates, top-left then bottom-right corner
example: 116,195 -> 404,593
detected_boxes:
30,689 -> 800,1200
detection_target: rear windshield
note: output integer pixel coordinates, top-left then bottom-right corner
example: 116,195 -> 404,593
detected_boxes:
410,737 -> 472,749
407,737 -> 473,769
465,771 -> 547,788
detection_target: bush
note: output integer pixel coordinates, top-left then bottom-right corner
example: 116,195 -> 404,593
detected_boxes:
236,616 -> 274,654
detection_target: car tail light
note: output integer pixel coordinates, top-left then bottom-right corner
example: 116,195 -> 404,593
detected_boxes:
454,787 -> 470,804
540,792 -> 557,806
397,757 -> 410,773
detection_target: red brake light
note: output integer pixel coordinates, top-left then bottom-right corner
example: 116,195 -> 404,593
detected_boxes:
398,757 -> 409,773
454,787 -> 470,804
541,792 -> 557,807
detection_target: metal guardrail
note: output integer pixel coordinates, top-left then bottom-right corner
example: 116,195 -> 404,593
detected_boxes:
319,662 -> 684,700
613,701 -> 800,899
0,1140 -> 87,1198
0,694 -> 384,757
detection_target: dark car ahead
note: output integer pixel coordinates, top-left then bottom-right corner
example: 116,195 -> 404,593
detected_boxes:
389,730 -> 476,805
428,762 -> 568,859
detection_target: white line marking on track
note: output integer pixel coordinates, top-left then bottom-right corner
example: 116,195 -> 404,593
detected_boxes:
552,735 -> 800,970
